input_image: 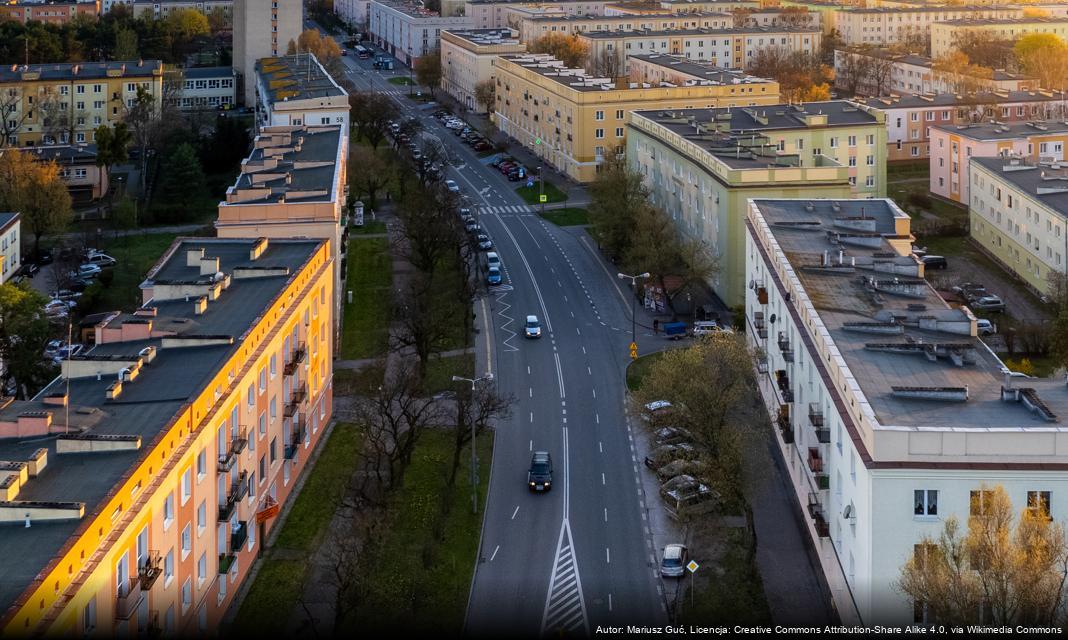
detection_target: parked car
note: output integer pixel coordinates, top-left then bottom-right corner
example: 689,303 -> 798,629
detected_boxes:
971,295 -> 1006,312
976,318 -> 997,336
445,179 -> 460,193
477,234 -> 493,250
486,266 -> 502,286
70,264 -> 101,279
43,339 -> 64,358
527,451 -> 552,491
654,459 -> 701,482
921,255 -> 948,269
660,544 -> 688,578
485,252 -> 501,270
654,426 -> 694,446
50,289 -> 82,302
465,222 -> 481,235
644,443 -> 696,469
662,321 -> 688,340
17,262 -> 39,278
524,315 -> 542,339
642,399 -> 673,422
660,474 -> 717,517
692,320 -> 731,337
952,282 -> 986,298
52,343 -> 83,362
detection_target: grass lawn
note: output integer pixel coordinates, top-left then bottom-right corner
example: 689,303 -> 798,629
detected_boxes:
233,423 -> 364,634
351,220 -> 387,235
515,180 -> 568,205
422,352 -> 475,396
347,429 -> 493,634
678,530 -> 771,625
388,76 -> 413,86
539,207 -> 588,226
341,237 -> 392,360
84,233 -> 179,312
333,366 -> 385,396
627,351 -> 669,391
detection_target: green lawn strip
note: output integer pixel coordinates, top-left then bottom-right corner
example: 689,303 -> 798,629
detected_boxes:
351,220 -> 387,235
422,352 -> 475,396
352,429 -> 493,634
627,351 -> 669,391
539,207 -> 589,226
678,530 -> 771,625
83,233 -> 180,313
515,181 -> 568,205
341,237 -> 392,360
233,423 -> 364,632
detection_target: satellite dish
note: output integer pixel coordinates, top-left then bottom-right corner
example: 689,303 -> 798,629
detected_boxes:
769,314 -> 777,324
749,279 -> 756,290
843,504 -> 853,519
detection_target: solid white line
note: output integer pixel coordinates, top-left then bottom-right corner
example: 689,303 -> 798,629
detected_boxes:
604,508 -> 608,522
563,428 -> 571,517
595,414 -> 600,424
554,352 -> 566,399
512,506 -> 520,520
493,212 -> 553,333
490,545 -> 500,562
606,548 -> 610,564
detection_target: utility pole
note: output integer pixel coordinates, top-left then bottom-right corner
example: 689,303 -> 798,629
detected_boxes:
452,373 -> 495,514
617,271 -> 650,358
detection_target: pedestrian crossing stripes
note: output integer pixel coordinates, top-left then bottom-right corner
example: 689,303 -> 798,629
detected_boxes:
479,205 -> 536,215
541,520 -> 589,637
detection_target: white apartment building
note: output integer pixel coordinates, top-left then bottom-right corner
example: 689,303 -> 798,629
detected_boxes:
746,196 -> 1068,625
368,0 -> 474,65
176,66 -> 237,110
440,28 -> 525,112
103,0 -> 132,11
254,54 -> 349,130
335,0 -> 371,28
579,26 -> 820,72
969,156 -> 1068,296
234,0 -> 303,105
0,212 -> 20,284
517,11 -> 731,43
836,5 -> 1023,45
834,49 -> 1038,98
931,18 -> 1068,59
734,8 -> 821,30
464,0 -> 608,29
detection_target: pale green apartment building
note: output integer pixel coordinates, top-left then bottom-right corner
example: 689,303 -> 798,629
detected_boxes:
627,101 -> 887,306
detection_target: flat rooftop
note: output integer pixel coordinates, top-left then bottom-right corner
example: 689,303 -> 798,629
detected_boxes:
578,25 -> 821,37
937,16 -> 1068,26
972,156 -> 1068,215
226,126 -> 343,205
498,53 -> 681,91
628,54 -> 777,86
441,27 -> 523,46
14,144 -> 97,165
527,10 -> 730,21
0,236 -> 324,615
0,60 -> 162,84
255,54 -> 346,104
752,198 -> 1068,430
931,120 -> 1068,140
860,89 -> 1068,108
184,66 -> 235,80
842,4 -> 1020,14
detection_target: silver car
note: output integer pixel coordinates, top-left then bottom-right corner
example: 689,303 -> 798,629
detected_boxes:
660,544 -> 687,578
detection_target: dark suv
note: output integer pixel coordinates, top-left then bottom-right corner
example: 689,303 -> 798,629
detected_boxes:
527,451 -> 552,491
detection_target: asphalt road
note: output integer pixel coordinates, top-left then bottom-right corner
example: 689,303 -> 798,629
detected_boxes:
337,48 -> 667,637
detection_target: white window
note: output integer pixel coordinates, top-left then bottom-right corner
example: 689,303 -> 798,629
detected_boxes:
196,449 -> 206,481
83,599 -> 96,634
595,128 -> 604,138
181,577 -> 192,612
163,493 -> 175,529
164,549 -> 175,587
595,110 -> 604,120
181,523 -> 192,560
198,552 -> 207,586
180,469 -> 191,505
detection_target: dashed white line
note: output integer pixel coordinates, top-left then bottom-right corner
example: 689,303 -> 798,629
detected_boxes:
527,366 -> 531,375
512,506 -> 520,520
576,327 -> 581,336
582,346 -> 587,355
602,473 -> 606,485
530,411 -> 534,423
604,508 -> 608,522
587,366 -> 592,375
490,545 -> 500,562
592,389 -> 597,399
605,548 -> 611,564
595,414 -> 600,424
598,442 -> 603,453
529,388 -> 533,398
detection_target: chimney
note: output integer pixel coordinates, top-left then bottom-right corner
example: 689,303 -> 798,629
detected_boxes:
193,296 -> 208,315
250,237 -> 269,261
186,248 -> 205,267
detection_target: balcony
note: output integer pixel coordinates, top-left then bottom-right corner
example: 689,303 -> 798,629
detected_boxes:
230,520 -> 248,552
218,552 -> 235,574
757,285 -> 768,305
816,473 -> 830,491
777,332 -> 794,362
218,471 -> 248,521
137,551 -> 162,590
776,409 -> 794,445
115,578 -> 143,620
284,344 -> 307,376
216,429 -> 249,472
753,311 -> 767,339
807,447 -> 823,474
284,385 -> 308,418
146,611 -> 162,638
813,510 -> 830,537
808,404 -> 824,427
775,370 -> 793,403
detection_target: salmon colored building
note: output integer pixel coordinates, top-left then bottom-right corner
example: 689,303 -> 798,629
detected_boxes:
0,1 -> 100,25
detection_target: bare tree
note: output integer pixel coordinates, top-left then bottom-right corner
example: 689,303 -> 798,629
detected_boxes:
866,54 -> 896,97
0,88 -> 31,147
392,274 -> 463,380
588,48 -> 623,78
446,381 -> 513,490
474,79 -> 496,114
349,92 -> 397,150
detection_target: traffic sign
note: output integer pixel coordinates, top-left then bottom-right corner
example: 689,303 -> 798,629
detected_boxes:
527,179 -> 534,188
687,560 -> 700,573
535,137 -> 542,145
539,194 -> 548,203
629,341 -> 638,360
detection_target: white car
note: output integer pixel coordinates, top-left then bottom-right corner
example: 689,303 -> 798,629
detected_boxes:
84,253 -> 116,267
524,315 -> 542,339
445,179 -> 460,193
976,319 -> 996,336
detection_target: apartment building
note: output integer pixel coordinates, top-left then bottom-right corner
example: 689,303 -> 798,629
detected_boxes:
0,1 -> 100,25
175,67 -> 237,111
368,0 -> 474,64
627,103 -> 886,304
930,121 -> 1068,205
578,25 -> 821,72
857,89 -> 1068,162
21,144 -> 110,204
335,0 -> 372,28
734,8 -> 820,30
464,0 -> 608,30
492,52 -> 779,183
517,11 -> 731,43
234,0 -> 303,105
0,60 -> 164,148
441,28 -> 527,113
745,195 -> 1068,623
0,234 -> 334,636
836,5 -> 1023,46
932,17 -> 1068,59
253,54 -> 349,130
834,48 -> 1039,98
969,157 -> 1068,296
131,0 -> 233,19
626,53 -> 779,93
0,212 -> 20,284
658,0 -> 758,13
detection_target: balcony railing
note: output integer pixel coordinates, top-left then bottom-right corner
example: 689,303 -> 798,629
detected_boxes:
115,578 -> 143,620
284,385 -> 308,418
808,404 -> 824,427
217,428 -> 249,473
757,286 -> 768,305
218,552 -> 235,574
776,411 -> 794,444
807,447 -> 823,474
218,471 -> 248,521
774,370 -> 792,404
813,510 -> 830,537
284,344 -> 307,376
230,521 -> 248,552
816,473 -> 830,491
138,551 -> 162,590
777,332 -> 794,362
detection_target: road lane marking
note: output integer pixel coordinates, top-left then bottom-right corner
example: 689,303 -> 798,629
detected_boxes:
599,441 -> 603,453
595,414 -> 599,424
592,389 -> 596,399
602,473 -> 606,485
490,545 -> 500,562
529,388 -> 533,398
604,508 -> 608,522
606,548 -> 610,564
512,506 -> 520,520
540,519 -> 588,636
587,366 -> 592,375
530,411 -> 533,423
529,440 -> 532,451
609,594 -> 613,612
554,353 -> 566,399
527,366 -> 531,375
581,346 -> 586,355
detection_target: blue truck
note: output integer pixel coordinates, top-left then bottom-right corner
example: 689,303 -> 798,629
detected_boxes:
662,322 -> 687,340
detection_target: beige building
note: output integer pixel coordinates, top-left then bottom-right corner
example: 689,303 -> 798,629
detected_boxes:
578,25 -> 821,71
0,212 -> 20,285
254,54 -> 349,130
658,0 -> 758,13
464,1 -> 609,29
836,5 -> 1023,46
932,17 -> 1068,59
627,53 -> 778,91
234,0 -> 303,105
131,0 -> 233,19
441,28 -> 527,112
0,60 -> 164,148
517,10 -> 731,42
492,52 -> 780,182
20,144 -> 111,205
833,48 -> 1039,97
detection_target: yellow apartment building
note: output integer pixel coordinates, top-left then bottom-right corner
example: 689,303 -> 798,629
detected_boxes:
0,235 -> 335,635
492,52 -> 780,182
0,61 -> 164,148
441,28 -> 527,113
931,17 -> 1068,59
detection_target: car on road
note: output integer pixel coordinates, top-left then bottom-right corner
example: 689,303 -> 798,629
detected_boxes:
477,234 -> 493,250
524,315 -> 542,339
971,295 -> 1006,312
644,443 -> 696,469
977,318 -> 997,335
660,544 -> 688,578
445,179 -> 460,193
921,255 -> 948,269
527,451 -> 552,491
70,264 -> 101,279
486,266 -> 502,286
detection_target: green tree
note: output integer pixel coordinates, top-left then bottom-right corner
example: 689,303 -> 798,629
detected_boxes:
114,26 -> 139,60
0,284 -> 54,399
348,146 -> 392,210
414,48 -> 442,97
587,156 -> 648,261
122,86 -> 161,193
349,92 -> 397,150
0,149 -> 72,259
474,79 -> 496,114
1015,33 -> 1068,91
529,32 -> 588,68
95,122 -> 131,176
152,142 -> 206,223
111,196 -> 138,231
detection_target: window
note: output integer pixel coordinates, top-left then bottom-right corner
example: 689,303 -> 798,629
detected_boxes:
970,489 -> 995,516
164,549 -> 175,587
615,127 -> 623,137
829,136 -> 838,148
270,354 -> 277,378
259,412 -> 266,438
595,128 -> 604,139
163,493 -> 175,529
595,110 -> 604,120
82,599 -> 96,634
197,500 -> 206,534
1028,491 -> 1052,519
615,109 -> 624,119
246,383 -> 254,407
181,577 -> 192,612
181,524 -> 192,560
198,553 -> 207,586
914,490 -> 938,517
180,469 -> 191,505
259,455 -> 266,483
259,367 -> 266,393
270,438 -> 277,464
196,450 -> 206,481
848,135 -> 857,147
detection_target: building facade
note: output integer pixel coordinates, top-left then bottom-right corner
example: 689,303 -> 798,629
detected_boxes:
969,156 -> 1068,296
253,55 -> 349,130
659,0 -> 758,13
929,121 -> 1068,205
857,90 -> 1068,163
517,11 -> 731,43
493,52 -> 781,183
627,103 -> 887,305
0,234 -> 334,636
834,49 -> 1039,98
335,0 -> 372,29
0,61 -> 164,148
0,212 -> 20,285
131,0 -> 233,19
441,28 -> 526,112
734,8 -> 820,29
368,0 -> 474,65
234,0 -> 303,105
176,67 -> 238,111
0,1 -> 100,25
744,195 -> 1068,624
464,0 -> 608,29
836,6 -> 1024,46
22,144 -> 110,204
932,17 -> 1068,59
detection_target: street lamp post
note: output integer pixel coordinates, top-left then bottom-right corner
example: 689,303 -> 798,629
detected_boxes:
408,47 -> 414,97
617,271 -> 650,347
452,373 -> 495,514
538,165 -> 545,217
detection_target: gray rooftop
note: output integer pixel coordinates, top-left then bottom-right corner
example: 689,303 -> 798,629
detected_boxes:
0,212 -> 18,233
183,66 -> 235,80
579,24 -> 820,37
441,28 -> 523,46
628,54 -> 777,86
937,16 -> 1068,26
931,120 -> 1068,141
0,236 -> 324,615
0,60 -> 163,84
255,54 -> 346,105
19,144 -> 97,165
842,4 -> 1020,14
860,89 -> 1068,109
971,156 -> 1068,216
753,198 -> 1068,430
528,10 -> 730,22
227,126 -> 343,205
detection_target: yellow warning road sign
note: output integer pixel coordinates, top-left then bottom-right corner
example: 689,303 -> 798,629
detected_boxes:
629,342 -> 638,359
